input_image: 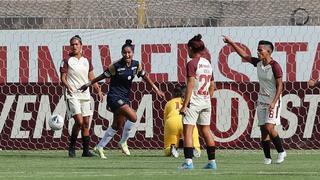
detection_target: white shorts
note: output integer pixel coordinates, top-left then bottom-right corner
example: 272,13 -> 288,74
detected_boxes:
257,100 -> 281,126
183,103 -> 211,126
66,98 -> 93,118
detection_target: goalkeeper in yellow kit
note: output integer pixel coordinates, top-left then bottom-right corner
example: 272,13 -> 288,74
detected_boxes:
164,85 -> 201,157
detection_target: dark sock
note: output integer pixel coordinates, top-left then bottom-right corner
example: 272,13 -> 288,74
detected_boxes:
178,139 -> 184,149
271,135 -> 284,153
69,134 -> 77,149
82,136 -> 90,153
261,140 -> 271,158
206,146 -> 216,160
184,147 -> 193,159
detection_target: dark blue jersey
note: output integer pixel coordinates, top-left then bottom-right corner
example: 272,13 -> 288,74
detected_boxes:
103,58 -> 145,100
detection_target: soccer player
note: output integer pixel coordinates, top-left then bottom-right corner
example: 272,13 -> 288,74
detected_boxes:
79,39 -> 165,159
223,36 -> 286,164
163,85 -> 201,158
60,35 -> 103,158
179,34 -> 217,169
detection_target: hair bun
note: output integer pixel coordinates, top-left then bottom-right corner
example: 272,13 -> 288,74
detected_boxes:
195,34 -> 202,40
125,39 -> 132,45
74,35 -> 81,39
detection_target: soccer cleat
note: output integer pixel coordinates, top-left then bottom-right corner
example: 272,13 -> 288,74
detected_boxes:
93,146 -> 107,159
170,144 -> 179,158
193,149 -> 201,158
203,161 -> 217,169
119,141 -> 131,156
276,151 -> 286,164
68,148 -> 76,158
82,150 -> 95,157
264,158 -> 272,165
179,162 -> 194,170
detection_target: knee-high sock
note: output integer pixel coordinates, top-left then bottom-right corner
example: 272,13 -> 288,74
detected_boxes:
271,135 -> 284,153
69,133 -> 78,149
97,127 -> 117,148
206,146 -> 216,160
261,140 -> 271,158
82,136 -> 90,153
120,121 -> 135,143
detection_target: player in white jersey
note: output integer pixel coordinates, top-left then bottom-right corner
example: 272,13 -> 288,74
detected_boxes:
223,36 -> 286,164
179,34 -> 217,170
60,35 -> 103,158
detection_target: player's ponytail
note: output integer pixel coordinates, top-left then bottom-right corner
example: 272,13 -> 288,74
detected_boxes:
188,34 -> 205,53
122,39 -> 134,52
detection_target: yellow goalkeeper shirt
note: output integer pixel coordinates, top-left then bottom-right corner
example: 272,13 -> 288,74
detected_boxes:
164,97 -> 183,123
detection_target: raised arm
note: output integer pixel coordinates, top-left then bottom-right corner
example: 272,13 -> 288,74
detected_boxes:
223,36 -> 252,62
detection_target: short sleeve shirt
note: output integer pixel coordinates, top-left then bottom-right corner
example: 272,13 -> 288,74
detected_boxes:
60,56 -> 93,100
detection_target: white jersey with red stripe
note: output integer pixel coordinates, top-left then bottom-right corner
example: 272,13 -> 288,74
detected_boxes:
187,56 -> 213,107
250,57 -> 283,104
60,56 -> 93,100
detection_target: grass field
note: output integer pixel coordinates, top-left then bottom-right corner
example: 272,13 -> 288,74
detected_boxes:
0,149 -> 319,180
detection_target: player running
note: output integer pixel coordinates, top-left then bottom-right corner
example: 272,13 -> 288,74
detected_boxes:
79,39 -> 165,159
60,35 -> 103,158
223,36 -> 286,164
179,34 -> 217,169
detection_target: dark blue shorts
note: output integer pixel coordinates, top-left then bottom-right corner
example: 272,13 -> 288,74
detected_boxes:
107,95 -> 129,113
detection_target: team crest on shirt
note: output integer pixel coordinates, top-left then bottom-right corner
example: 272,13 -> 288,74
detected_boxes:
128,75 -> 132,80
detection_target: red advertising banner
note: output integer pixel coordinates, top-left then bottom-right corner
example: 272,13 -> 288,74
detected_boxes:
0,82 -> 319,150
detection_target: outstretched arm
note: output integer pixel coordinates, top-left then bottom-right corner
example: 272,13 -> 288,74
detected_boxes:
142,74 -> 165,99
223,36 -> 252,62
79,73 -> 107,92
88,71 -> 104,102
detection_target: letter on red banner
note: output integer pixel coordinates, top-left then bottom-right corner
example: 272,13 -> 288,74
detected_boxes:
218,43 -> 251,82
275,42 -> 308,81
141,44 -> 170,82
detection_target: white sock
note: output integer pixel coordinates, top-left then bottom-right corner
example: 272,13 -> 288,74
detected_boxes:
185,158 -> 193,164
208,159 -> 216,163
97,127 -> 117,148
120,120 -> 135,143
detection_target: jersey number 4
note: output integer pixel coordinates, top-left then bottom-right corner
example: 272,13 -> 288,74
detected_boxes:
198,74 -> 212,95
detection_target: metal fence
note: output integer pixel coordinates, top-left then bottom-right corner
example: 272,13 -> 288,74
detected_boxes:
0,0 -> 318,29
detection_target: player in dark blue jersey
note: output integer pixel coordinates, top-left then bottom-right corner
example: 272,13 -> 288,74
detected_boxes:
79,39 -> 165,158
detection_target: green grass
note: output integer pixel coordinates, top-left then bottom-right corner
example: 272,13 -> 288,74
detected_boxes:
0,150 -> 319,180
